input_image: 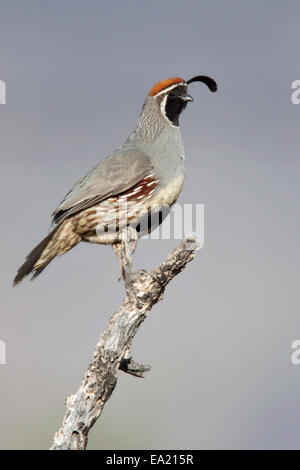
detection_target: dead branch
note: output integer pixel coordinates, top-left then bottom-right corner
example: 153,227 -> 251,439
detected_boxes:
50,236 -> 199,450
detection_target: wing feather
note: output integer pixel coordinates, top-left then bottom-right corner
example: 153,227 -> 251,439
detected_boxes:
51,147 -> 153,226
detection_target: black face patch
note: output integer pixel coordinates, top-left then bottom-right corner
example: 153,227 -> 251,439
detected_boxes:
164,86 -> 188,126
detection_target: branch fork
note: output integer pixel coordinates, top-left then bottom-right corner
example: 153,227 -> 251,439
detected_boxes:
51,234 -> 199,450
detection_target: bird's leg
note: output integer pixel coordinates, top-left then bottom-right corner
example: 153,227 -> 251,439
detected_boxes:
122,225 -> 138,257
112,227 -> 138,289
112,242 -> 124,280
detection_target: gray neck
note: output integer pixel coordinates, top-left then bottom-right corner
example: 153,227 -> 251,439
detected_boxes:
126,96 -> 185,183
127,96 -> 169,144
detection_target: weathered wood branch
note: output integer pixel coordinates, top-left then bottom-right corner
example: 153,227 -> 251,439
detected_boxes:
50,236 -> 199,450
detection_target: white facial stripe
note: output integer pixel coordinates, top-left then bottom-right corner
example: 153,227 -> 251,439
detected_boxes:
160,94 -> 168,118
153,82 -> 186,97
160,94 -> 178,128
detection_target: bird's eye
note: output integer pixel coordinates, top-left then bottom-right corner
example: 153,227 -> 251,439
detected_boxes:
169,92 -> 176,97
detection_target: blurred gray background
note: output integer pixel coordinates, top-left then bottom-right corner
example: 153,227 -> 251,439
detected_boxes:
1,0 -> 300,449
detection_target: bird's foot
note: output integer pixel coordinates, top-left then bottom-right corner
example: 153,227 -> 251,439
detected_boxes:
118,270 -> 139,283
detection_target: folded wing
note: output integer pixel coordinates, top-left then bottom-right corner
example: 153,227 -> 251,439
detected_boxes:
51,147 -> 154,226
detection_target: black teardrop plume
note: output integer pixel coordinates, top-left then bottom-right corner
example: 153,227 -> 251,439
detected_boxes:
187,75 -> 217,92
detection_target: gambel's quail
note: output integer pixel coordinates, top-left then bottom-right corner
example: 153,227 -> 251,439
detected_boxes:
13,75 -> 217,285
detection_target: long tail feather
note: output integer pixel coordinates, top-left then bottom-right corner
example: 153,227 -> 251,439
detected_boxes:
13,227 -> 59,286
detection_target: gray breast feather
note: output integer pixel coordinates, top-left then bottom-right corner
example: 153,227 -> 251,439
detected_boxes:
51,147 -> 153,226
